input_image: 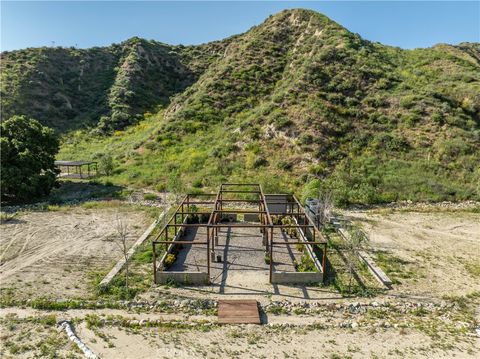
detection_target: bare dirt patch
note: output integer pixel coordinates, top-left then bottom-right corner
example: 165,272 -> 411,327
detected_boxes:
0,205 -> 150,300
77,321 -> 480,359
345,209 -> 480,298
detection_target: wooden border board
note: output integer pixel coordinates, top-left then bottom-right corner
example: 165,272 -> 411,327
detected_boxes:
218,300 -> 261,324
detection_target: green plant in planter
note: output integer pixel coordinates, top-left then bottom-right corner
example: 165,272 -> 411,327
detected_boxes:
264,253 -> 271,264
281,216 -> 298,237
295,243 -> 305,253
271,215 -> 281,225
295,253 -> 316,272
164,254 -> 176,267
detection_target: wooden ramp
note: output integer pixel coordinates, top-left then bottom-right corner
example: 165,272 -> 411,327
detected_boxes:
218,300 -> 261,324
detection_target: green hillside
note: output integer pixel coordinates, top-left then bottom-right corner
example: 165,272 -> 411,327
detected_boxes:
0,37 -> 230,132
3,9 -> 480,205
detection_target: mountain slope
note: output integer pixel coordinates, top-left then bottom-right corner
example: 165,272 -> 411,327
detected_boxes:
3,9 -> 480,204
0,37 -> 230,132
157,10 -> 480,203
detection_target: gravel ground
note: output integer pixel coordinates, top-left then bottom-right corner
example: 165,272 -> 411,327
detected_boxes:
169,224 -> 303,288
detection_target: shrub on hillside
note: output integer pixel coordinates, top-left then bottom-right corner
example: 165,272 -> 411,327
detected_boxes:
98,154 -> 114,176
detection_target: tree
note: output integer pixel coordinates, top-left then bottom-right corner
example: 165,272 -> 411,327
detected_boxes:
1,115 -> 59,201
167,171 -> 184,204
315,192 -> 333,226
113,216 -> 131,297
344,227 -> 369,293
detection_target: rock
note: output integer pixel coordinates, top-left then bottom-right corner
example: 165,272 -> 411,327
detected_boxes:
351,322 -> 358,329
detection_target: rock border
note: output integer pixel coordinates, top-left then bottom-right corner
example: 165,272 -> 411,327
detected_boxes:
59,320 -> 98,359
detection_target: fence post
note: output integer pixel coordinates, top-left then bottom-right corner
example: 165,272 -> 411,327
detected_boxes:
269,227 -> 273,283
207,228 -> 211,282
152,242 -> 157,283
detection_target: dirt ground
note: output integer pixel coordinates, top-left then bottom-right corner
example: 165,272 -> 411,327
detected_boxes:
1,305 -> 478,359
0,205 -> 151,300
345,209 -> 480,298
1,204 -> 479,358
78,325 -> 479,359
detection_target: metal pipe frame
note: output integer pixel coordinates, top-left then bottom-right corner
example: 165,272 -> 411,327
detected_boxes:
271,241 -> 321,246
213,209 -> 267,214
185,201 -> 216,205
151,183 -> 328,285
153,240 -> 208,245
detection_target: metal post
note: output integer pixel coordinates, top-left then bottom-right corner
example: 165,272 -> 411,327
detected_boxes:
323,243 -> 327,279
260,201 -> 264,234
165,226 -> 168,252
174,214 -> 178,236
207,228 -> 211,282
269,228 -> 273,283
211,224 -> 215,252
181,203 -> 184,225
152,242 -> 157,283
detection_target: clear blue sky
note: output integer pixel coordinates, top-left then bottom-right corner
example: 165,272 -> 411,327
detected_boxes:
1,1 -> 479,51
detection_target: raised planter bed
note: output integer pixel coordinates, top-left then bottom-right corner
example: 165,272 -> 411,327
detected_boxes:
155,216 -> 209,285
271,218 -> 324,284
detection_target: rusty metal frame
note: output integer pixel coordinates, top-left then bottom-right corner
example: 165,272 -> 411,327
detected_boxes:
152,183 -> 328,285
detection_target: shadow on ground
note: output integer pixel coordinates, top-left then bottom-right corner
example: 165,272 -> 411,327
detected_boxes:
1,180 -> 125,211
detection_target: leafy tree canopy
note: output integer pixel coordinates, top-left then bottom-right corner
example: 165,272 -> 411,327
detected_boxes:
1,115 -> 59,202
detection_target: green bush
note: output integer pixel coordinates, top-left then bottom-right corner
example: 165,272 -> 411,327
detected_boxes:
277,160 -> 292,171
252,156 -> 268,168
98,154 -> 114,176
143,193 -> 157,201
1,115 -> 59,202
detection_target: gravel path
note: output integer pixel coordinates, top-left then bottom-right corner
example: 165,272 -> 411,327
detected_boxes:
169,224 -> 302,290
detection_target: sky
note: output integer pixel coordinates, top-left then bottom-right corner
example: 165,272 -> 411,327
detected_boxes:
1,1 -> 479,51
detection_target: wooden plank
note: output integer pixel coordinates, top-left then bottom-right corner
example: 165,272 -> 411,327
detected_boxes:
218,300 -> 261,324
358,251 -> 393,288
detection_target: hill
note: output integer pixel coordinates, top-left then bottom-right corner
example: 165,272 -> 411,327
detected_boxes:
0,37 -> 231,132
2,9 -> 480,205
